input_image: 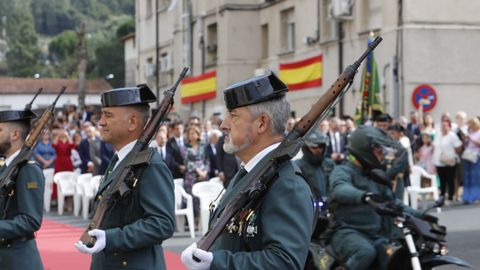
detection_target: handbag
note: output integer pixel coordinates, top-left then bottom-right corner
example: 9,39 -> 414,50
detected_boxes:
440,151 -> 456,166
462,149 -> 478,163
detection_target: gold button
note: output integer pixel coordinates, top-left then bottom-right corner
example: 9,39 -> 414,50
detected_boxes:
97,195 -> 103,201
122,261 -> 127,266
113,252 -> 118,256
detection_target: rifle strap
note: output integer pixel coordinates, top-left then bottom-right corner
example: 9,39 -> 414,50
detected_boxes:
122,150 -> 153,225
2,190 -> 14,220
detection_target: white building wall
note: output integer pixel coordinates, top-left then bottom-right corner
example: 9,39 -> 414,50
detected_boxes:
133,0 -> 480,122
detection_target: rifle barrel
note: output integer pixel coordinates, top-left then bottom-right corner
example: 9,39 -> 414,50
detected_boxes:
52,86 -> 67,106
26,88 -> 43,110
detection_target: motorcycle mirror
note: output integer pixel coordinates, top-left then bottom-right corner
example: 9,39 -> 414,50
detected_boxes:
370,169 -> 392,188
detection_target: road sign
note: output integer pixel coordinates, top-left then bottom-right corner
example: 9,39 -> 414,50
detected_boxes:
412,84 -> 437,112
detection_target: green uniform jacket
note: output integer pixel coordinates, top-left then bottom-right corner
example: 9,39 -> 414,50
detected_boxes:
209,159 -> 314,270
91,151 -> 175,270
295,157 -> 335,197
0,161 -> 45,270
328,162 -> 423,238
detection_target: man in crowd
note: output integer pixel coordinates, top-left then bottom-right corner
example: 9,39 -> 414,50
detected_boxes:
167,120 -> 186,179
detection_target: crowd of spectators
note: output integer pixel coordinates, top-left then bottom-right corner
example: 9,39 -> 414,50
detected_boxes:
27,103 -> 480,215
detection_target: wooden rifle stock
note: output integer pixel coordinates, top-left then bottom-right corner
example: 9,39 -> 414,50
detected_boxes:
80,67 -> 189,247
0,86 -> 66,217
196,37 -> 383,251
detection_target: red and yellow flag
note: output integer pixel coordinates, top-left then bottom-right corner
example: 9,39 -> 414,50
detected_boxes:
180,71 -> 217,104
279,55 -> 322,91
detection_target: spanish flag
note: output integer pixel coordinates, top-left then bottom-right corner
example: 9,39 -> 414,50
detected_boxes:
279,55 -> 322,91
180,71 -> 217,104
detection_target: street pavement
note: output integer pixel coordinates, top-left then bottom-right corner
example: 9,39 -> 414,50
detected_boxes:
430,203 -> 480,270
45,201 -> 479,270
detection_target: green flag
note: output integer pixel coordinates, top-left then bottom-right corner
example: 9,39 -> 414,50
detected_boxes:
355,35 -> 382,124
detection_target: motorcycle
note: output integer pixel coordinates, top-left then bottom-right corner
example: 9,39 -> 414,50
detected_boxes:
305,196 -> 473,270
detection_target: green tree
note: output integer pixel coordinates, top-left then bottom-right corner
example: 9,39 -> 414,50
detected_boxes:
95,39 -> 124,87
116,18 -> 135,39
6,2 -> 42,77
49,30 -> 77,60
31,0 -> 81,35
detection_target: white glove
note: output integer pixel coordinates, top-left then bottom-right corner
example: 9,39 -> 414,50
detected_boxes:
181,243 -> 213,270
74,229 -> 106,254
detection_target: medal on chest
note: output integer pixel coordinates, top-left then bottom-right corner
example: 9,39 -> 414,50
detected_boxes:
224,208 -> 258,238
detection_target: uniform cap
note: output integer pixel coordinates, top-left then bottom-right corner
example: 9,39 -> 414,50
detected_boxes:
224,71 -> 288,110
0,109 -> 37,123
101,84 -> 156,107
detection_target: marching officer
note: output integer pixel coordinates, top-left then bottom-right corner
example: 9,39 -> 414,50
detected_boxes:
75,85 -> 175,269
327,126 -> 433,270
295,129 -> 335,198
181,72 -> 315,270
0,109 -> 44,269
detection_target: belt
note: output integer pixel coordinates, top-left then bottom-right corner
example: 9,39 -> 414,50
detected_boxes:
0,233 -> 35,248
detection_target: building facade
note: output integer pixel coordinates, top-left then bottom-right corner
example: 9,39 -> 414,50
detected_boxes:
131,0 -> 480,121
0,77 -> 111,110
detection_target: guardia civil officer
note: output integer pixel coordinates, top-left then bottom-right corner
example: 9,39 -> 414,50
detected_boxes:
295,129 -> 335,198
181,72 -> 314,270
328,126 -> 435,270
74,85 -> 175,269
0,109 -> 44,269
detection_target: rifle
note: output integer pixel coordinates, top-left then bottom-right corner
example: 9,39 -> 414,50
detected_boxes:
0,86 -> 66,218
80,67 -> 189,247
196,37 -> 383,251
25,87 -> 43,111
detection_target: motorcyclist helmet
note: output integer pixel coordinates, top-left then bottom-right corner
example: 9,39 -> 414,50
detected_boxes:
346,125 -> 398,170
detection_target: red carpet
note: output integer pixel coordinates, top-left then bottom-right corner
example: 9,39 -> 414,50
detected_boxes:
37,219 -> 186,270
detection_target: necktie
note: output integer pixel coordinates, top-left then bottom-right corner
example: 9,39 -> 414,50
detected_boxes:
107,154 -> 119,174
159,147 -> 164,160
229,166 -> 247,189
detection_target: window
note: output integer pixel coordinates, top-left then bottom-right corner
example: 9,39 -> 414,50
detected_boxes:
207,23 -> 218,66
261,24 -> 269,59
281,8 -> 295,52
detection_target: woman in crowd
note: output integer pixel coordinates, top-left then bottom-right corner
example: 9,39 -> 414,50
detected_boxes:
462,117 -> 480,204
53,129 -> 76,173
432,118 -> 462,205
34,130 -> 56,169
183,126 -> 209,219
421,114 -> 436,139
415,133 -> 436,174
71,131 -> 83,172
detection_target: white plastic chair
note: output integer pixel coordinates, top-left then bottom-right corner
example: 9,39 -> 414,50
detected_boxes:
192,181 -> 225,235
90,175 -> 102,197
81,175 -> 102,220
174,184 -> 195,238
174,178 -> 184,187
407,165 -> 441,213
42,168 -> 54,212
74,173 -> 92,217
209,177 -> 222,185
53,171 -> 77,215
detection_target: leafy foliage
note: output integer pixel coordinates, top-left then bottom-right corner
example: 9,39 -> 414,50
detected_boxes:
2,0 -> 135,84
5,1 -> 42,77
